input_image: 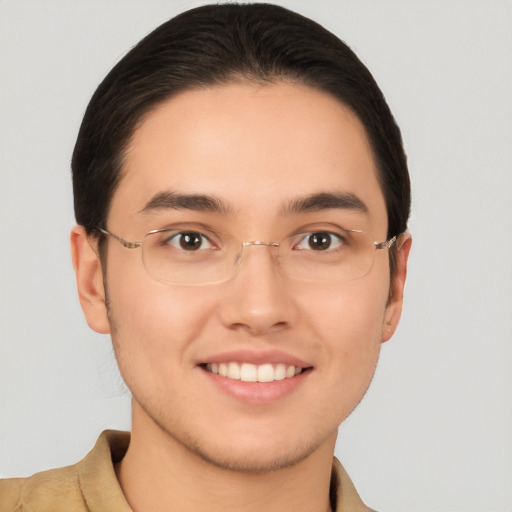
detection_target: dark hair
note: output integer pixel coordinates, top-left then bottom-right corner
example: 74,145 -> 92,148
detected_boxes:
72,3 -> 410,245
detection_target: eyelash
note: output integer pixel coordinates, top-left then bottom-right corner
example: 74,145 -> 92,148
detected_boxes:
292,231 -> 345,251
158,228 -> 348,252
164,231 -> 217,251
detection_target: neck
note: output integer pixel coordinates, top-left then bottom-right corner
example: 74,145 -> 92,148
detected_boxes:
116,402 -> 336,512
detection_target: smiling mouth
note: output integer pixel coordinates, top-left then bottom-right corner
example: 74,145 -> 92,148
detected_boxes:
202,362 -> 308,383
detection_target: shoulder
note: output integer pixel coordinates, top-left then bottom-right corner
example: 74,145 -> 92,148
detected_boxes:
0,430 -> 131,512
0,464 -> 84,512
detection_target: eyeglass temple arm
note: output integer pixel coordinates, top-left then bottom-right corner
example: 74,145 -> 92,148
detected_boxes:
375,235 -> 397,250
375,229 -> 411,251
96,227 -> 142,249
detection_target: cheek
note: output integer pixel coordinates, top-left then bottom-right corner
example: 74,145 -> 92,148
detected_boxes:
111,284 -> 214,345
291,280 -> 388,425
105,257 -> 217,376
303,278 -> 388,336
107,284 -> 220,409
299,279 -> 388,376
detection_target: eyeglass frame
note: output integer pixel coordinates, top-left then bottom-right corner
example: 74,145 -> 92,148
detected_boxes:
95,226 -> 398,285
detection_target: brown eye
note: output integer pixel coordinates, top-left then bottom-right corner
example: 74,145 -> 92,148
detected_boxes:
180,233 -> 203,250
308,232 -> 332,251
294,231 -> 344,251
166,232 -> 213,251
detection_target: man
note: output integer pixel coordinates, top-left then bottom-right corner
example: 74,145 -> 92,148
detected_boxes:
0,3 -> 411,511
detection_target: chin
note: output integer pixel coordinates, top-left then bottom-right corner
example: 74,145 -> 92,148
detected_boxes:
144,405 -> 331,474
178,433 -> 323,474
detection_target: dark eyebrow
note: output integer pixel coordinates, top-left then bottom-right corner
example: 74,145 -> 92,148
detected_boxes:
139,191 -> 232,215
283,192 -> 368,215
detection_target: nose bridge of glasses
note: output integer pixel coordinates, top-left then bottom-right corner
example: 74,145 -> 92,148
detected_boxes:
236,240 -> 281,267
241,240 -> 280,248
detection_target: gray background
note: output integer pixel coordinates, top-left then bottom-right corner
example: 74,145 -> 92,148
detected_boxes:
1,1 -> 511,511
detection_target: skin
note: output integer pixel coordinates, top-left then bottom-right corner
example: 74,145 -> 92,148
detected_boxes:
71,82 -> 411,512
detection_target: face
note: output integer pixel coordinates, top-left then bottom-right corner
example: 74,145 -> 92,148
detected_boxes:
73,82 -> 409,472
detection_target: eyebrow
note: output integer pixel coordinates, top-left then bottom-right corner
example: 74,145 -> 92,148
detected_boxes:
139,191 -> 232,215
283,192 -> 368,215
138,190 -> 368,217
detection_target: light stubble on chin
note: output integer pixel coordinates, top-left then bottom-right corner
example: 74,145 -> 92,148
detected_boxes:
142,396 -> 334,474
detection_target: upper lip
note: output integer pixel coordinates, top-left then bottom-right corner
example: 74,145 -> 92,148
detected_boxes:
197,349 -> 311,368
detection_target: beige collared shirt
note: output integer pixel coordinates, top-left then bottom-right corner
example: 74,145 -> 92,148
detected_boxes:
0,430 -> 374,511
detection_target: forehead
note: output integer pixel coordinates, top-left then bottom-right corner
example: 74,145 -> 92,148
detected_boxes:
112,82 -> 387,233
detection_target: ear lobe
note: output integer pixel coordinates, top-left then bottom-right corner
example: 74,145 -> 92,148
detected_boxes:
70,225 -> 111,334
382,233 -> 412,343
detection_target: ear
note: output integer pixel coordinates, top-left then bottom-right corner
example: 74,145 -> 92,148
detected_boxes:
70,225 -> 111,334
381,233 -> 412,343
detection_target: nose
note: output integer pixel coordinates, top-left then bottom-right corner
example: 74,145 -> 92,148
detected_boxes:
217,242 -> 297,336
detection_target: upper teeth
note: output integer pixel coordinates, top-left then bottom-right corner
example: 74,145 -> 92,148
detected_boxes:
205,362 -> 302,382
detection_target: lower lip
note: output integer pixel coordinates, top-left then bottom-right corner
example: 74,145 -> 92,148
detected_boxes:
200,367 -> 311,404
